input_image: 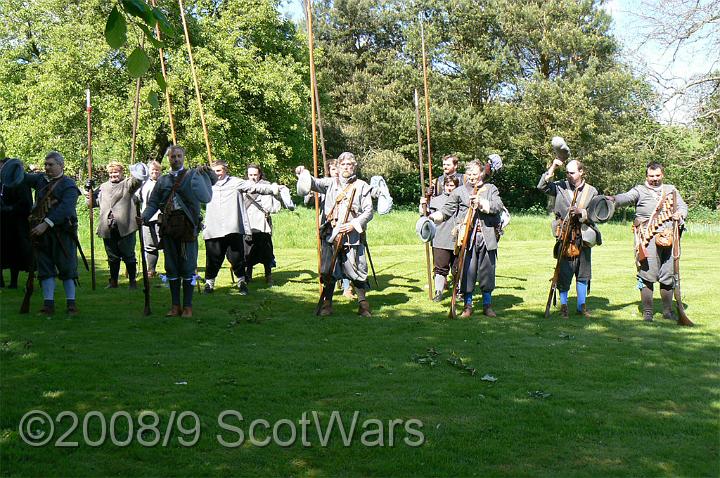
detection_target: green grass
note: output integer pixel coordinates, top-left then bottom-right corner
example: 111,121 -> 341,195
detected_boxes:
1,209 -> 718,477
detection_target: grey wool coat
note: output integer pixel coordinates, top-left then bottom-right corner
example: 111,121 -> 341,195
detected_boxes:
440,182 -> 504,251
309,175 -> 373,246
537,173 -> 598,227
202,176 -> 277,240
244,179 -> 282,234
91,177 -> 143,238
427,192 -> 457,250
614,183 -> 687,231
142,167 -> 218,234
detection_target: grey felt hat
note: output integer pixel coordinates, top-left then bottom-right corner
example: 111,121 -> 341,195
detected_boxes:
0,158 -> 25,188
415,216 -> 436,243
586,195 -> 615,223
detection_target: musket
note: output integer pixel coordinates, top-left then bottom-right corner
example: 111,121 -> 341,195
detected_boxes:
672,190 -> 693,326
305,0 -> 322,292
414,89 -> 433,299
86,89 -> 96,290
544,188 -> 580,318
315,187 -> 357,315
136,201 -> 152,316
450,182 -> 482,319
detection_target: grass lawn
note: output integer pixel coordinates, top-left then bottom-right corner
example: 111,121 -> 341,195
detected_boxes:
1,209 -> 718,476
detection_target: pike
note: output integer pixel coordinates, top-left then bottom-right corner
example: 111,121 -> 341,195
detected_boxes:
419,17 -> 433,188
305,0 -> 323,291
86,89 -> 96,289
414,89 -> 434,299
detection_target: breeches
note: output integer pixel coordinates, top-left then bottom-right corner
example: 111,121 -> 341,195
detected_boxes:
205,234 -> 245,279
35,228 -> 78,281
163,237 -> 198,280
321,240 -> 369,290
142,222 -> 162,254
638,237 -> 674,286
432,247 -> 457,277
558,247 -> 592,292
103,229 -> 136,264
244,232 -> 274,267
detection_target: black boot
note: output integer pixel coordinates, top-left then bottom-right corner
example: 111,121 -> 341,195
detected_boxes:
107,261 -> 120,288
9,268 -> 20,289
127,262 -> 138,289
641,285 -> 654,322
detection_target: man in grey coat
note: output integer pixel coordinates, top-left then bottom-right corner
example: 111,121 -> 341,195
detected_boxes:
609,162 -> 687,322
296,152 -> 374,317
141,146 -> 217,318
202,160 -> 280,295
243,163 -> 282,286
420,176 -> 460,302
88,161 -> 143,289
429,159 -> 504,318
538,157 -> 599,318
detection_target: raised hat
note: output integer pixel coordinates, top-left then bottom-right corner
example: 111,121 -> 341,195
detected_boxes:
586,195 -> 615,223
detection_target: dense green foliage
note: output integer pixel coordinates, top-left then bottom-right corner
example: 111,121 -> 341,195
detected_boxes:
0,0 -> 717,206
0,0 -> 310,183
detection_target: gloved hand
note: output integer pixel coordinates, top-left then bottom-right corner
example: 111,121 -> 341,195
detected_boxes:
671,211 -> 683,221
85,178 -> 95,190
294,165 -> 306,176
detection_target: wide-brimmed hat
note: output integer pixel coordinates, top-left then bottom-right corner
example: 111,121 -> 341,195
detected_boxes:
129,162 -> 149,181
586,195 -> 615,223
0,158 -> 25,188
415,216 -> 436,243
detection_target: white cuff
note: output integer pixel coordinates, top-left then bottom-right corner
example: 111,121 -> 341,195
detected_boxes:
351,219 -> 363,233
429,211 -> 444,223
44,217 -> 54,227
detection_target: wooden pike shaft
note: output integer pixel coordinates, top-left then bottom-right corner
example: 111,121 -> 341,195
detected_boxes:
420,19 -> 433,187
131,36 -> 144,164
151,0 -> 176,144
314,80 -> 328,176
86,89 -> 96,290
415,89 -> 433,300
305,0 -> 322,289
178,0 -> 212,164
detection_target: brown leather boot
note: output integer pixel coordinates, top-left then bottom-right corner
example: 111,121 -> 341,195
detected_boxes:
559,304 -> 568,319
166,305 -> 182,317
460,306 -> 473,318
66,303 -> 79,316
38,302 -> 55,316
358,299 -> 371,317
319,299 -> 333,316
577,304 -> 591,318
106,279 -> 119,289
181,306 -> 193,318
482,305 -> 497,318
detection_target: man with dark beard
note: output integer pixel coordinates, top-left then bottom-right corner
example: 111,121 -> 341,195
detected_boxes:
609,162 -> 687,322
296,152 -> 374,316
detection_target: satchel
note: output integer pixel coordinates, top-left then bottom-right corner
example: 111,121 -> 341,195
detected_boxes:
655,228 -> 673,248
160,210 -> 195,242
